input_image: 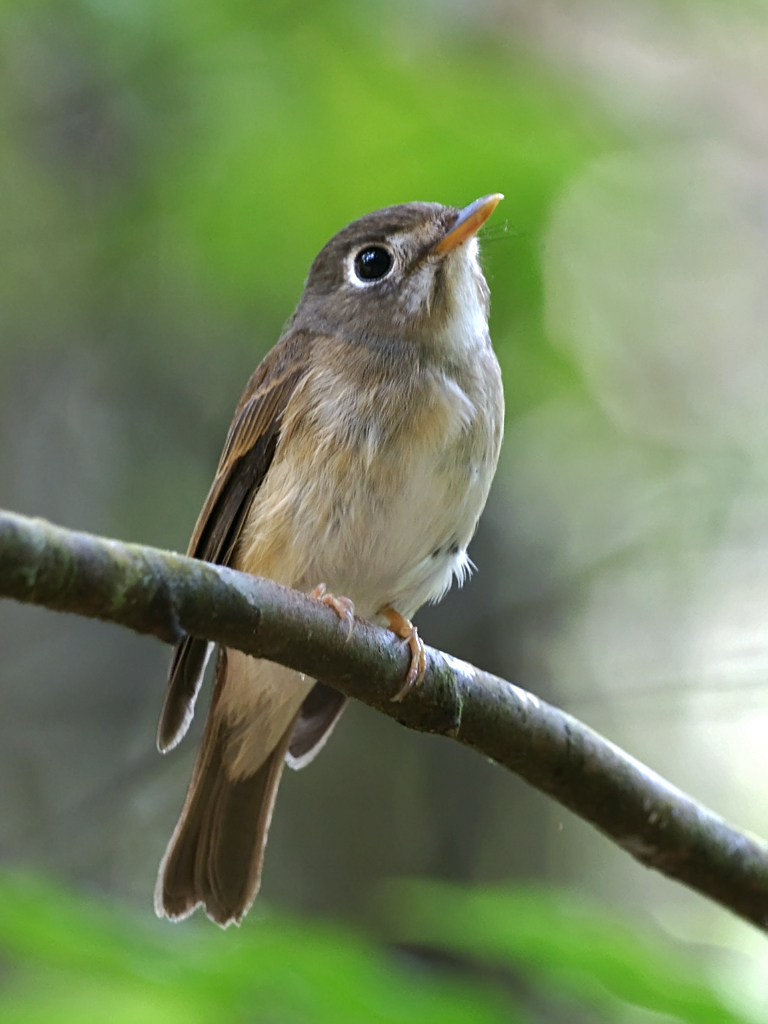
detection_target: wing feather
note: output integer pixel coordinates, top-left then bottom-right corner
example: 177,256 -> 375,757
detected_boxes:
157,331 -> 312,752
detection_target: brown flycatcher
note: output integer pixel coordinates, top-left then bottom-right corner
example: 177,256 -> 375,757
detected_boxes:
155,194 -> 505,926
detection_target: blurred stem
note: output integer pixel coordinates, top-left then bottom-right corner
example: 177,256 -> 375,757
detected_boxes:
0,508 -> 766,931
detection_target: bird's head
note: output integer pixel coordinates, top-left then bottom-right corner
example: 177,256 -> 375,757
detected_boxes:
294,194 -> 503,359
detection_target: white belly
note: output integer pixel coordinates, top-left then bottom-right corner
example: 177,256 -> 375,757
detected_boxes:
303,443 -> 484,620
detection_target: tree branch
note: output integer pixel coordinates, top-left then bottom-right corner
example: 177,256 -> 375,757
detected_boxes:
0,508 -> 766,930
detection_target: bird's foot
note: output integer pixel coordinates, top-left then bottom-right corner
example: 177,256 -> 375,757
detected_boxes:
310,583 -> 355,640
381,606 -> 427,702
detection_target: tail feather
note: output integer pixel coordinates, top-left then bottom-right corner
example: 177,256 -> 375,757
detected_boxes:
286,682 -> 347,770
156,700 -> 296,927
157,636 -> 213,753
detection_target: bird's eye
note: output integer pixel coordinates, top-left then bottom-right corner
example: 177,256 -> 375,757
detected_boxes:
353,245 -> 393,282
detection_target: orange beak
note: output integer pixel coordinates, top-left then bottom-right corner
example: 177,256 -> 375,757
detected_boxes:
433,193 -> 504,254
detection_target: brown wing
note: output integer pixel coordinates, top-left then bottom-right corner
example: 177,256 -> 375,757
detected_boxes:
156,330 -> 312,753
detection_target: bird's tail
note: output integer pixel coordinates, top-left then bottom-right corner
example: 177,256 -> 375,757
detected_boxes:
155,655 -> 297,927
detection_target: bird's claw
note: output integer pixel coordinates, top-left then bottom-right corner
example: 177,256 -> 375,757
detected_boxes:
381,606 -> 427,702
310,583 -> 355,640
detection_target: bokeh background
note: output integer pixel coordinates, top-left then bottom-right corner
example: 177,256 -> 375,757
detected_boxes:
1,0 -> 768,1018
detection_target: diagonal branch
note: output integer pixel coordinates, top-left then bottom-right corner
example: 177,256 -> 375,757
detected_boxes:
0,508 -> 766,930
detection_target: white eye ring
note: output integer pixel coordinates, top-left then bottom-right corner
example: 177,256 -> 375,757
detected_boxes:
346,244 -> 395,287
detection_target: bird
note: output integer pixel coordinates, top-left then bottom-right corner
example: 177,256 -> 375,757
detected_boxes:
154,194 -> 505,926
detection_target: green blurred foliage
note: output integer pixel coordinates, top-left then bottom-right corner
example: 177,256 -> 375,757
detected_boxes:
0,871 -> 513,1024
0,870 -> 752,1024
382,879 -> 752,1024
0,0 -> 616,404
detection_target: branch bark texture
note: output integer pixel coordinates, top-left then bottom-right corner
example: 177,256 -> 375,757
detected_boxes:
0,509 -> 766,931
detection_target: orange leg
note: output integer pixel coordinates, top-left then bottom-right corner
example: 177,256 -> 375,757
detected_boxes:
310,583 -> 355,640
381,606 -> 427,702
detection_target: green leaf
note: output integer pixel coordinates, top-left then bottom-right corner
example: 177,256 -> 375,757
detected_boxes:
381,880 -> 752,1024
0,870 -> 516,1024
